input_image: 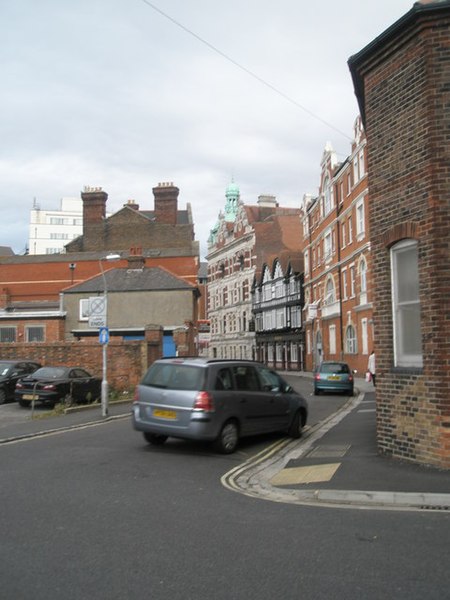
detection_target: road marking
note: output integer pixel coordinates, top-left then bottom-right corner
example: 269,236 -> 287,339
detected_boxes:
270,463 -> 341,486
0,414 -> 129,446
358,409 -> 376,413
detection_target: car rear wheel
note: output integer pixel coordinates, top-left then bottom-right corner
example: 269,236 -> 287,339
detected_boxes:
288,410 -> 304,439
143,432 -> 168,446
63,394 -> 74,408
18,399 -> 31,408
0,388 -> 6,404
214,420 -> 239,454
314,388 -> 321,396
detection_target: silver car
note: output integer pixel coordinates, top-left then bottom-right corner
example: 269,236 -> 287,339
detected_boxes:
132,358 -> 308,453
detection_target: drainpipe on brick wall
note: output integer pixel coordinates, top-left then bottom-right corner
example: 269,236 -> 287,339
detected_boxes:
335,183 -> 344,359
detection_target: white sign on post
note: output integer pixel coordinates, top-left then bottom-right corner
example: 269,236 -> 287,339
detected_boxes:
88,296 -> 107,329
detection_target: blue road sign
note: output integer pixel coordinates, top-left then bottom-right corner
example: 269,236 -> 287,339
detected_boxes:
99,327 -> 109,344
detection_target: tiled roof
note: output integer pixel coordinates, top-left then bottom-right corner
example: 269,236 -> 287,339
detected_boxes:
139,210 -> 190,225
65,267 -> 197,294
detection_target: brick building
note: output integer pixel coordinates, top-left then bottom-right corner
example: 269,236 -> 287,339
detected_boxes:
207,182 -> 303,361
302,117 -> 373,376
0,182 -> 203,350
348,0 -> 450,468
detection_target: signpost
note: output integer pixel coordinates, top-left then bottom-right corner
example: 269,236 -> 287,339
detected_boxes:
88,296 -> 106,329
99,327 -> 109,345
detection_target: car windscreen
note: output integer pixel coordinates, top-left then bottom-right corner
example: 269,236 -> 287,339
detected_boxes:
33,367 -> 67,379
0,363 -> 13,376
320,363 -> 349,374
141,363 -> 204,390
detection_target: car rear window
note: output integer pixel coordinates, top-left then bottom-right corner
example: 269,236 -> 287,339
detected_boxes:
320,363 -> 350,374
141,363 -> 204,391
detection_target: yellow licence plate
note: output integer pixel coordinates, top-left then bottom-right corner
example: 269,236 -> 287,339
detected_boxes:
328,375 -> 341,380
23,394 -> 38,400
153,409 -> 177,419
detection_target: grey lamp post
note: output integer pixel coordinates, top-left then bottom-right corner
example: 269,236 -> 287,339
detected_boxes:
99,253 -> 121,417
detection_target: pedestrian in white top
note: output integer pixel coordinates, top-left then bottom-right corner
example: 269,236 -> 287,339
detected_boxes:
368,350 -> 376,386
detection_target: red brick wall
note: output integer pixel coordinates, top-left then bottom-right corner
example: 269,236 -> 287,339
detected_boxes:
0,255 -> 199,302
0,334 -> 163,392
350,6 -> 450,467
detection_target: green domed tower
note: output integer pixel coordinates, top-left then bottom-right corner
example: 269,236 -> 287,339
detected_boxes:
224,179 -> 240,222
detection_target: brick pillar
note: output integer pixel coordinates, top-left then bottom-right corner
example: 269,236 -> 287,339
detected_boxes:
144,325 -> 163,368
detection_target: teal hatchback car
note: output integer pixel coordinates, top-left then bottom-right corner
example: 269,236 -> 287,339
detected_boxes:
314,361 -> 354,396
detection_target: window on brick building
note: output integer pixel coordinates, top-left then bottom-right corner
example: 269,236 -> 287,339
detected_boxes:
391,239 -> 423,368
79,299 -> 89,321
323,177 -> 333,216
345,325 -> 357,354
329,324 -> 336,355
324,229 -> 333,261
324,277 -> 335,305
25,326 -> 45,342
342,268 -> 348,300
0,327 -> 16,342
356,198 -> 365,239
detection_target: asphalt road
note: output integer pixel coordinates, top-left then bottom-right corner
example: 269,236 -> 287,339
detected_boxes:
1,384 -> 449,600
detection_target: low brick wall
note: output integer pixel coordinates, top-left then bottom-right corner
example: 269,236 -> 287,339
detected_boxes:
0,337 -> 162,392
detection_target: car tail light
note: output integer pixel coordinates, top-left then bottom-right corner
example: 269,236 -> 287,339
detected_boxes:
348,374 -> 354,382
16,382 -> 23,389
133,387 -> 139,404
43,384 -> 56,391
193,391 -> 214,412
314,374 -> 321,381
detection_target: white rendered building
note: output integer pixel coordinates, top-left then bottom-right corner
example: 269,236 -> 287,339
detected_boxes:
28,197 -> 83,255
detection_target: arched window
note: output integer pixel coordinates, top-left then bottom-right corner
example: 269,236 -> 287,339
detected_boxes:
359,257 -> 367,293
324,277 -> 335,305
345,325 -> 357,354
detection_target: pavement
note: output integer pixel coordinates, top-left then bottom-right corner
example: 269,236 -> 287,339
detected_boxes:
1,376 -> 449,512
243,371 -> 450,512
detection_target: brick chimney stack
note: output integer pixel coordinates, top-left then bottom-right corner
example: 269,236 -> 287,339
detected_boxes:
81,186 -> 107,227
153,182 -> 179,225
125,199 -> 140,211
127,246 -> 145,269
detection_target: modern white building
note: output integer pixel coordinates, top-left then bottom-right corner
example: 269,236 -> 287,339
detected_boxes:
28,197 -> 83,255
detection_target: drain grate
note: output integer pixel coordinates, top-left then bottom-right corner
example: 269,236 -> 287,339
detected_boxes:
307,444 -> 351,458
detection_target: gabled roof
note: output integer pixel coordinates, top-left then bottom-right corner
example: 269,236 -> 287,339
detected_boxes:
0,246 -> 15,257
64,266 -> 199,295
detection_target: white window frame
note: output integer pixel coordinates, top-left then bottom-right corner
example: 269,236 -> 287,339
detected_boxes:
356,198 -> 365,240
345,324 -> 357,354
329,324 -> 336,355
391,239 -> 423,367
342,268 -> 348,300
79,299 -> 90,321
349,265 -> 356,298
324,229 -> 333,261
361,318 -> 368,355
25,325 -> 45,342
324,277 -> 335,305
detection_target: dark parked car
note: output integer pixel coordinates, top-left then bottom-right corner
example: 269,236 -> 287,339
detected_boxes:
0,360 -> 41,404
314,361 -> 354,396
132,357 -> 308,453
15,366 -> 102,408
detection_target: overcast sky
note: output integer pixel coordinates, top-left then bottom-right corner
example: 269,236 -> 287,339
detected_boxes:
1,0 -> 415,258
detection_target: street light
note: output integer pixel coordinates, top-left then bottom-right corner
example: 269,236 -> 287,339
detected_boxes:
99,253 -> 121,417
